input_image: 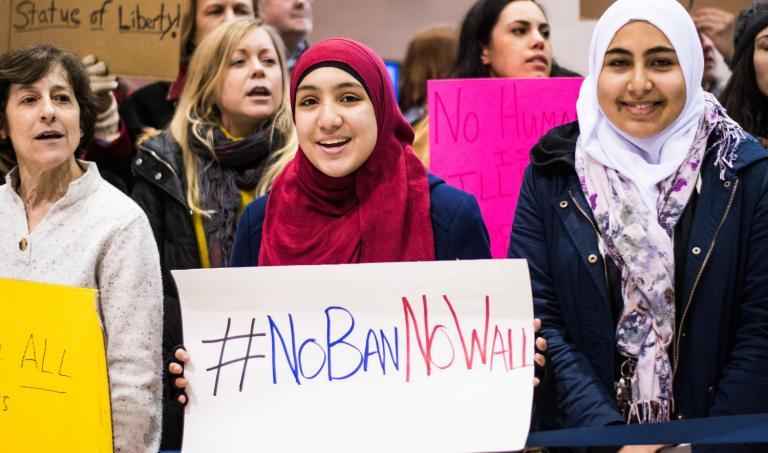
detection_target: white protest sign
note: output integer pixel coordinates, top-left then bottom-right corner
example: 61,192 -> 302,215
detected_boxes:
174,259 -> 534,453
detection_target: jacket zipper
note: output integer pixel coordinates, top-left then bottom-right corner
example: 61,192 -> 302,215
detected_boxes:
672,179 -> 739,380
568,190 -> 610,291
140,147 -> 179,179
138,146 -> 188,209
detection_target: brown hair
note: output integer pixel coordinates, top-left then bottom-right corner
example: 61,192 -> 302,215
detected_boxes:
398,26 -> 458,115
0,45 -> 98,158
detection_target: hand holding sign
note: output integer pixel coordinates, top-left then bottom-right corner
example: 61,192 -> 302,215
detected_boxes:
173,260 -> 535,453
0,278 -> 112,453
1,0 -> 189,80
82,54 -> 121,141
169,319 -> 549,399
169,348 -> 190,405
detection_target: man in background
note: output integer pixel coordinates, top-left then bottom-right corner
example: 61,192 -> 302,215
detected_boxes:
700,32 -> 726,96
693,6 -> 737,96
259,0 -> 313,71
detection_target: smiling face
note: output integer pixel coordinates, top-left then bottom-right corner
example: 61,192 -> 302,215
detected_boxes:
597,21 -> 686,139
294,66 -> 378,178
481,0 -> 552,78
195,0 -> 255,45
217,27 -> 283,137
754,26 -> 768,97
2,64 -> 81,173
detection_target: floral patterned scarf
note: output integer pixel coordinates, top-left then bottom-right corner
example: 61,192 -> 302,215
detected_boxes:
575,93 -> 745,423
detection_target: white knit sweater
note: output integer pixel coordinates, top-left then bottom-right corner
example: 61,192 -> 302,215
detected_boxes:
0,162 -> 163,453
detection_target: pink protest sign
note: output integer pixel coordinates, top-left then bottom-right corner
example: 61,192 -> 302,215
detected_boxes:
428,78 -> 583,257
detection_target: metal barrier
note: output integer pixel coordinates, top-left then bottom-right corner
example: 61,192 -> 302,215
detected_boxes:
526,413 -> 768,449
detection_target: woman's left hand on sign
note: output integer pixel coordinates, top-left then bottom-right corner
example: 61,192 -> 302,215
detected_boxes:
534,318 -> 547,387
169,347 -> 190,405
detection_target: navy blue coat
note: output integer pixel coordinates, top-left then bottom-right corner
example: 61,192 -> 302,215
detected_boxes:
509,122 -> 768,442
231,174 -> 491,265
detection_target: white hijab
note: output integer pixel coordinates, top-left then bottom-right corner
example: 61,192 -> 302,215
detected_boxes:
576,0 -> 705,210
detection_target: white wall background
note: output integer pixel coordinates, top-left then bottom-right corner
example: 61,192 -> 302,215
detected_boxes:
310,0 -> 598,75
310,0 -> 730,84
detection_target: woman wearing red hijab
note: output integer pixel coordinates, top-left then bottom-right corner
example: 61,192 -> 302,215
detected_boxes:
231,37 -> 491,265
169,39 -> 552,408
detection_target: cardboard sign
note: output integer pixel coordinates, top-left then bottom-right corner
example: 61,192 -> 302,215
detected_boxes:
0,278 -> 113,453
580,0 -> 752,20
174,260 -> 534,453
0,0 -> 188,80
428,78 -> 583,258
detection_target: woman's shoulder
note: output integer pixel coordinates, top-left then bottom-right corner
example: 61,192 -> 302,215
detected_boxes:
428,174 -> 481,229
94,169 -> 153,227
530,121 -> 580,170
133,130 -> 183,180
242,194 -> 269,230
427,174 -> 491,259
703,134 -> 768,183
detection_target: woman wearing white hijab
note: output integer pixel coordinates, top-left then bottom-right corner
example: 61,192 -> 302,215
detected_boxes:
509,0 -> 768,450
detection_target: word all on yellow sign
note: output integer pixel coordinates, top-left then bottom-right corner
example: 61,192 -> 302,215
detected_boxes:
0,278 -> 113,452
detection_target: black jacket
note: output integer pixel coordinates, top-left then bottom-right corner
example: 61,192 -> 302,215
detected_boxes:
120,81 -> 176,142
131,130 -> 196,450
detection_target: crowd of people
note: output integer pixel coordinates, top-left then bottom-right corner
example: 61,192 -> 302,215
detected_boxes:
2,0 -> 768,452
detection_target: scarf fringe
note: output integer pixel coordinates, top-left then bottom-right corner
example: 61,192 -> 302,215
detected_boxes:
703,93 -> 747,181
626,399 -> 673,424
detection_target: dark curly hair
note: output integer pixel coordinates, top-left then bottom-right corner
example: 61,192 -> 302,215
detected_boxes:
0,45 -> 98,162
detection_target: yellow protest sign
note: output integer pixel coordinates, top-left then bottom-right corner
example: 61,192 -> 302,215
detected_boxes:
0,278 -> 113,453
0,0 -> 189,80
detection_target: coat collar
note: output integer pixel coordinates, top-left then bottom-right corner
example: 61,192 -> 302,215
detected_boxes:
135,131 -> 187,208
533,122 -> 768,177
724,135 -> 768,176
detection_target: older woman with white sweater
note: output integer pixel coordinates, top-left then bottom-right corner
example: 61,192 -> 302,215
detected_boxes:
0,45 -> 163,453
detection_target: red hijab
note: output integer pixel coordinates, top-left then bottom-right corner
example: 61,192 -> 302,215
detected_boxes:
258,38 -> 435,265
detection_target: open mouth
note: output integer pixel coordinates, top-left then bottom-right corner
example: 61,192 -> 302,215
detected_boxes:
619,101 -> 664,116
317,138 -> 351,149
247,86 -> 271,97
35,131 -> 64,140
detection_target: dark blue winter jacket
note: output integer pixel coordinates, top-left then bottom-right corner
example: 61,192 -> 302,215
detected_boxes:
231,174 -> 491,266
509,122 -> 768,443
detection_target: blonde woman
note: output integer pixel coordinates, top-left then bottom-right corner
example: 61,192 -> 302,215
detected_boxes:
130,17 -> 296,447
